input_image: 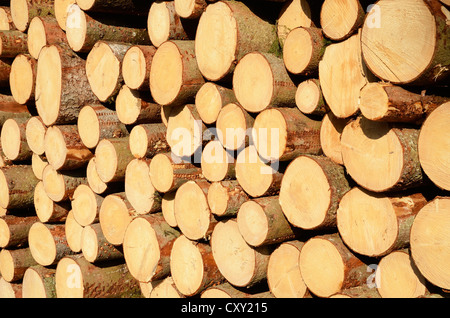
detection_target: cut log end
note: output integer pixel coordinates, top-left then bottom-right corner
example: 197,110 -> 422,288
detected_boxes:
10,54 -> 35,105
72,184 -> 98,227
77,105 -> 101,149
125,159 -> 158,215
86,157 -> 107,194
25,117 -> 46,156
148,153 -> 176,193
236,200 -> 268,247
65,4 -> 87,52
28,222 -> 57,266
320,0 -> 363,41
216,102 -> 252,151
122,46 -> 153,90
201,140 -> 234,182
99,194 -> 132,246
283,27 -> 317,75
1,118 -> 27,161
54,257 -> 83,298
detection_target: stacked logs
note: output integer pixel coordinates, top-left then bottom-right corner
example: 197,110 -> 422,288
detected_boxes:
0,0 -> 448,299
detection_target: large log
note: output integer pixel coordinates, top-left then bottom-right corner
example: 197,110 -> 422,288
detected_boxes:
361,0 -> 450,85
337,187 -> 427,257
35,44 -> 99,126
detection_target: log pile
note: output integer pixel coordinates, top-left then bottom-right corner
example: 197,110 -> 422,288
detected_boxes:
0,0 -> 449,299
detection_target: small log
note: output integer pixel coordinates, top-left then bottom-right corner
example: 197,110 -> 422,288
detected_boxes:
211,219 -> 273,288
81,223 -> 124,263
233,52 -> 297,113
237,195 -> 298,247
195,0 -> 278,82
299,233 -> 372,298
55,255 -> 141,298
337,187 -> 427,257
10,0 -> 54,32
161,191 -> 176,228
149,40 -> 205,106
410,197 -> 450,290
276,0 -> 313,47
122,45 -> 156,91
359,82 -> 449,123
320,0 -> 364,41
235,145 -> 284,198
41,165 -> 88,202
376,250 -> 428,298
319,112 -> 350,166
65,210 -> 83,253
174,0 -> 207,19
123,213 -> 181,282
9,53 -> 36,105
28,222 -> 76,266
77,104 -> 129,149
31,153 -> 47,180
125,158 -> 162,215
25,116 -> 46,156
34,181 -> 71,223
267,240 -> 308,298
201,139 -> 235,182
147,1 -> 196,48
0,247 -> 37,282
216,102 -> 254,151
283,27 -> 327,76
22,265 -> 56,298
65,4 -> 150,53
1,117 -> 32,161
0,214 -> 39,248
128,123 -> 170,159
418,101 -> 450,191
252,107 -> 322,162
27,16 -> 68,59
0,164 -> 39,209
149,152 -> 203,193
174,179 -> 216,241
170,235 -> 225,296
85,41 -> 132,102
341,116 -> 424,192
115,85 -> 162,125
0,30 -> 28,57
207,180 -> 249,217
71,184 -> 102,226
44,125 -> 94,171
195,82 -> 237,125
295,78 -> 329,116
279,155 -> 350,231
35,44 -> 99,126
94,137 -> 134,183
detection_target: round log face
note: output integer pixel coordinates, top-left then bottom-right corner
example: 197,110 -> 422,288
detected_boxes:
22,268 -> 50,298
125,159 -> 156,215
43,126 -> 67,170
77,106 -> 100,149
236,200 -> 268,246
35,45 -> 63,126
34,181 -> 55,223
410,197 -> 450,290
283,27 -> 313,74
55,257 -> 84,298
233,52 -> 273,113
27,17 -> 47,59
1,118 -> 21,161
418,102 -> 450,191
65,4 -> 87,52
55,0 -> 76,31
216,103 -> 249,151
149,153 -> 175,193
29,223 -> 56,266
320,0 -> 361,41
147,1 -> 171,48
122,46 -> 147,90
81,225 -> 99,262
10,54 -> 35,105
94,139 -> 118,183
195,82 -> 224,125
194,1 -> 238,81
201,140 -> 232,182
361,0 -> 436,84
336,187 -> 398,257
10,0 -> 29,31
65,211 -> 83,253
0,249 -> 14,282
99,194 -> 131,246
72,184 -> 97,226
26,117 -> 47,156
123,217 -> 160,282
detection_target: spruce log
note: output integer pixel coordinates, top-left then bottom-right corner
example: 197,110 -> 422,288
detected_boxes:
149,152 -> 203,193
81,223 -> 124,263
195,82 -> 237,125
295,78 -> 329,116
65,4 -> 150,53
337,187 -> 427,257
85,41 -> 131,102
34,181 -> 71,223
122,45 -> 156,91
237,195 -> 297,247
216,102 -> 254,151
28,222 -> 76,266
10,0 -> 54,32
31,153 -> 47,180
410,197 -> 450,290
319,112 -> 349,165
207,180 -> 249,217
123,213 -> 181,282
417,101 -> 450,191
25,116 -> 46,156
94,137 -> 134,183
0,93 -> 32,124
35,44 -> 99,126
125,158 -> 162,215
27,16 -> 67,59
1,117 -> 32,161
299,233 -> 371,298
22,265 -> 56,298
276,0 -> 313,47
201,139 -> 235,182
55,255 -> 141,298
233,52 -> 297,113
149,40 -> 205,106
65,210 -> 83,253
0,247 -> 37,282
320,0 -> 364,41
71,184 -> 102,226
115,85 -> 162,125
54,0 -> 76,31
44,125 -> 94,171
252,107 -> 322,162
0,277 -> 22,298
361,0 -> 450,85
9,54 -> 36,105
77,104 -> 129,149
174,179 -> 216,240
41,164 -> 88,202
0,30 -> 28,57
341,116 -> 424,192
279,155 -> 350,230
0,165 -> 38,209
0,214 -> 39,248
128,123 -> 169,159
195,0 -> 278,82
210,219 -> 273,288
359,82 -> 449,123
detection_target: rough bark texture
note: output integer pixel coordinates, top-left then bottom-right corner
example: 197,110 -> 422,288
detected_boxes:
1,247 -> 37,282
0,165 -> 38,209
208,180 -> 249,217
82,223 -> 124,263
24,265 -> 57,298
0,215 -> 39,248
0,30 -> 28,57
130,123 -> 170,158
